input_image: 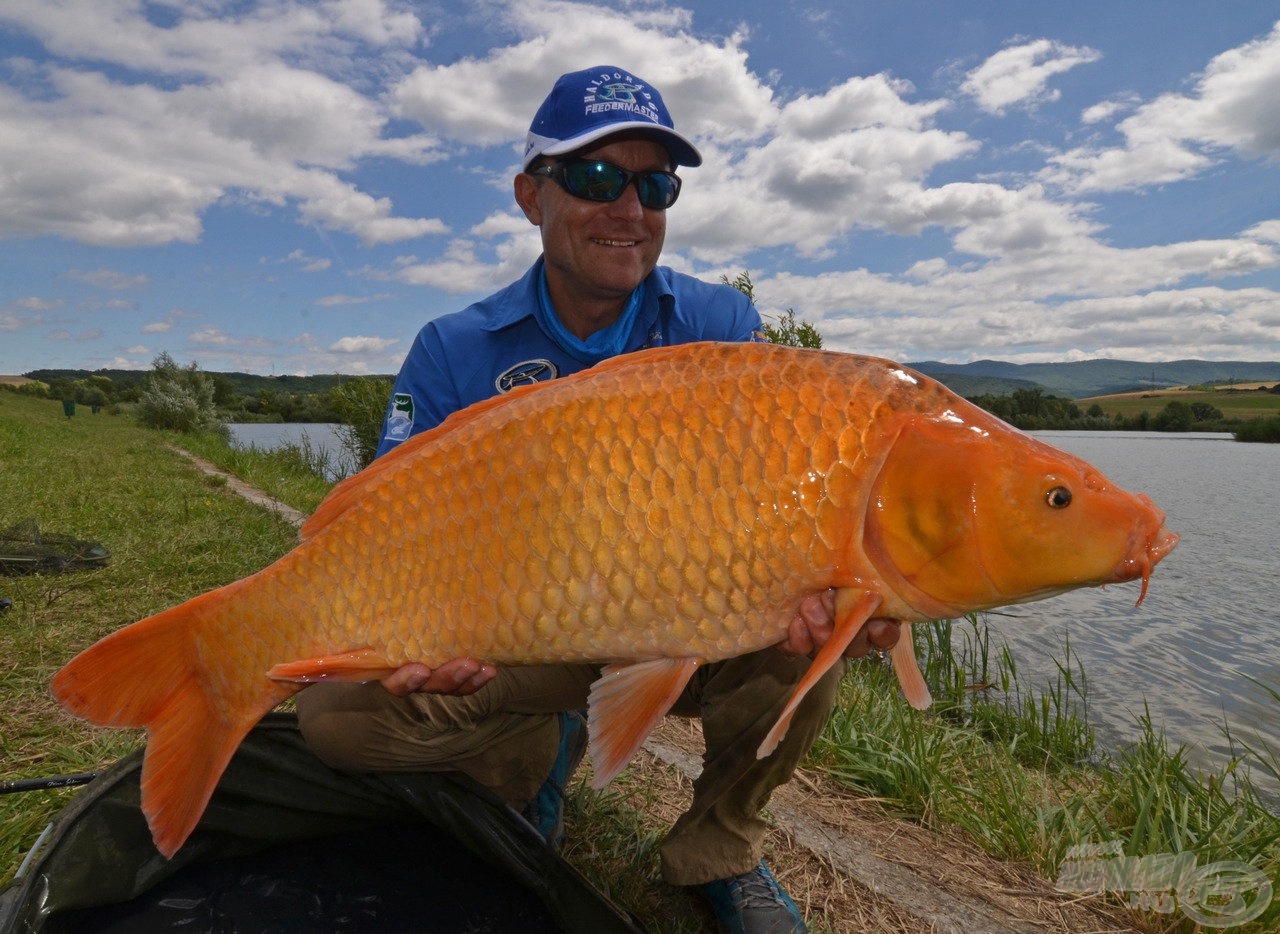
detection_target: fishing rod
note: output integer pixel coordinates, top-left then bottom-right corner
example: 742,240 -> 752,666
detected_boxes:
0,772 -> 98,794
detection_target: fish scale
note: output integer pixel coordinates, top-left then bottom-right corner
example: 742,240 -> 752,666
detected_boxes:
53,341 -> 1177,858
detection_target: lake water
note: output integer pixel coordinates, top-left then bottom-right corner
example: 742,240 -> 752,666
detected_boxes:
227,423 -> 355,481
230,424 -> 1278,780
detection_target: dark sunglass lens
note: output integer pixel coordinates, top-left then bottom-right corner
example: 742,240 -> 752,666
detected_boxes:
562,161 -> 628,201
636,173 -> 680,209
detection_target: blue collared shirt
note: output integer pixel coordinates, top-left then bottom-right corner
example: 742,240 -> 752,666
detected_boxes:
376,259 -> 762,457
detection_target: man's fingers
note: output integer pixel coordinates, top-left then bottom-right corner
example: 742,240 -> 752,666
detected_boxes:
843,618 -> 902,659
379,658 -> 496,696
865,618 -> 901,650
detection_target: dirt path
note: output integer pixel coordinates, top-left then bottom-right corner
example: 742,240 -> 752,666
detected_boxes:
637,718 -> 1136,933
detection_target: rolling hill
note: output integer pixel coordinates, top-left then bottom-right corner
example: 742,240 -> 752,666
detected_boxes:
907,359 -> 1280,399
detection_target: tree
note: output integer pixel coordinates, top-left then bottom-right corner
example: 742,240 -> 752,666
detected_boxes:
1152,400 -> 1194,432
1189,402 -> 1223,423
721,270 -> 823,348
10,380 -> 50,398
135,352 -> 224,434
760,309 -> 823,349
328,377 -> 392,470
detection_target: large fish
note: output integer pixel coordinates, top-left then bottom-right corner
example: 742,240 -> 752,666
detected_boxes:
54,342 -> 1177,858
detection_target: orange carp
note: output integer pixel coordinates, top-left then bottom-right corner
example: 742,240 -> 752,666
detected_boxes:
53,342 -> 1177,857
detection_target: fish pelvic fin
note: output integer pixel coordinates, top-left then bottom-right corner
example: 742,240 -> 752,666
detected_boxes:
51,583 -> 297,858
757,589 -> 882,760
891,621 -> 932,709
587,657 -> 702,788
268,648 -> 398,683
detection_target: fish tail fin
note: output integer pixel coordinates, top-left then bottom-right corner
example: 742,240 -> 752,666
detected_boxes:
52,583 -> 295,858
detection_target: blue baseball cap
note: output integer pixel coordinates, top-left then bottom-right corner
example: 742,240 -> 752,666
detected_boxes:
523,66 -> 702,171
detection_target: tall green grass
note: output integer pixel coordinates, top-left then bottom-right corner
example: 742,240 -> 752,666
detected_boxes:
176,427 -> 338,515
813,618 -> 1280,930
1234,416 -> 1280,443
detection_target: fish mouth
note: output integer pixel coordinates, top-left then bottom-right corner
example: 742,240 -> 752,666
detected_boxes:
1116,495 -> 1180,606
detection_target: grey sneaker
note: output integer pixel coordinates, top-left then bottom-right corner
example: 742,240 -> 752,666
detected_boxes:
521,710 -> 587,848
698,860 -> 807,933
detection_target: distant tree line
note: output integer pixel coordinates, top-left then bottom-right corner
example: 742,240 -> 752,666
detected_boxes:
10,310 -> 1275,447
17,363 -> 390,425
964,388 -> 1228,432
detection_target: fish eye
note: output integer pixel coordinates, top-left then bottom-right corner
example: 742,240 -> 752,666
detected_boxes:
1046,486 -> 1072,509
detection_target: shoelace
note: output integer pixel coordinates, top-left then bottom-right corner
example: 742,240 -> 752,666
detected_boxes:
729,870 -> 786,910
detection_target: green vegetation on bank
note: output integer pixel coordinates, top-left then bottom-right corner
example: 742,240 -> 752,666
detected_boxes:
8,342 -> 1280,442
966,384 -> 1280,436
814,622 -> 1280,931
2,391 -> 1276,930
13,356 -> 392,427
1235,416 -> 1280,443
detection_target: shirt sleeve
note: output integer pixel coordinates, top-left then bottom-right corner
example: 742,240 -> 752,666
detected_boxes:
670,275 -> 764,344
375,322 -> 463,459
720,288 -> 766,343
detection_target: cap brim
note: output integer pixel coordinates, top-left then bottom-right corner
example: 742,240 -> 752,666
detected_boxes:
524,122 -> 702,170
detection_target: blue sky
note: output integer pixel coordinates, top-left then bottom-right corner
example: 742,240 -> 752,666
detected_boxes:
2,1 -> 1278,376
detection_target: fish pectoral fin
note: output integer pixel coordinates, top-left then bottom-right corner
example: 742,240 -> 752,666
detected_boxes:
586,657 -> 702,789
891,622 -> 932,709
757,589 -> 882,760
267,648 -> 398,683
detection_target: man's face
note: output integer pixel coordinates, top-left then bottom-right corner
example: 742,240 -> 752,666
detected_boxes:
516,136 -> 671,331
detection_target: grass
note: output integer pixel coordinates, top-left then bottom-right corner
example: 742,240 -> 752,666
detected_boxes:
811,623 -> 1280,930
2,389 -> 1277,931
1077,387 -> 1280,422
177,427 -> 340,514
0,394 -> 304,885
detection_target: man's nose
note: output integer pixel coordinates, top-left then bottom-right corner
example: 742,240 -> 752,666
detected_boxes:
606,181 -> 646,219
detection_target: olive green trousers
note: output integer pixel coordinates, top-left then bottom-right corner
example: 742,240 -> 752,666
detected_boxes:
295,649 -> 844,886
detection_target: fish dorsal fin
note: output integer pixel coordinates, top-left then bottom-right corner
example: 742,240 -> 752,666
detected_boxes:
301,344 -> 719,541
586,656 -> 702,787
757,589 -> 881,759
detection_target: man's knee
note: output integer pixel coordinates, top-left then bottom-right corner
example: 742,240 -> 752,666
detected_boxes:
295,682 -> 389,771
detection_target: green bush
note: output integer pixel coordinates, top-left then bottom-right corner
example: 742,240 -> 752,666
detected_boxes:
1234,417 -> 1280,443
329,376 -> 392,470
135,352 -> 225,434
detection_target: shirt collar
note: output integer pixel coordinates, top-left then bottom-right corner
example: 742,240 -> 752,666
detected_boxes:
480,258 -> 674,333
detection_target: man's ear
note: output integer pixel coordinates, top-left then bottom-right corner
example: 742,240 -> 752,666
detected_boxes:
514,173 -> 542,226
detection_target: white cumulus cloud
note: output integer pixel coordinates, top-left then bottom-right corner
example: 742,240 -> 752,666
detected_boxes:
961,38 -> 1101,115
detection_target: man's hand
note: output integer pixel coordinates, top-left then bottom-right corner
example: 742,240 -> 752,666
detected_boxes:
781,590 -> 900,659
379,658 -> 497,697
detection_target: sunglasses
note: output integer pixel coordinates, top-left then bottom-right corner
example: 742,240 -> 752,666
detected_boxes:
529,159 -> 682,210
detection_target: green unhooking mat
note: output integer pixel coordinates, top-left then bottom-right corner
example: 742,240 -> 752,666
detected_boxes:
0,522 -> 109,575
0,714 -> 641,933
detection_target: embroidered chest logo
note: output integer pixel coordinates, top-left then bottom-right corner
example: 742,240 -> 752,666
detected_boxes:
496,359 -> 558,393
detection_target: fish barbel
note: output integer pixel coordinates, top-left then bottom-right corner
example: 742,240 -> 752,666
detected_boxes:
53,342 -> 1178,857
